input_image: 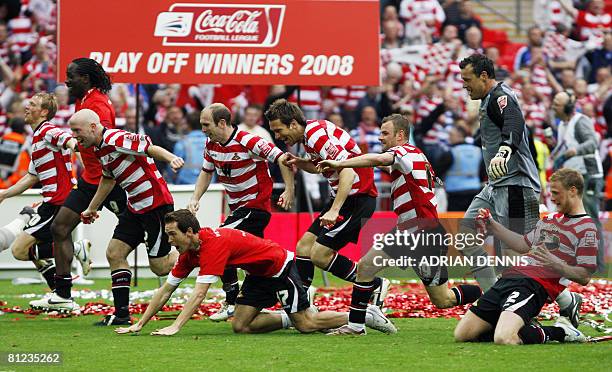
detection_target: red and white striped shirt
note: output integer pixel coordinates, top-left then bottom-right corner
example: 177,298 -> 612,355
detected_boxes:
387,144 -> 438,230
345,86 -> 368,110
576,10 -> 612,40
506,213 -> 598,299
94,129 -> 173,213
523,100 -> 548,141
303,119 -> 377,197
7,14 -> 38,53
203,128 -> 283,212
28,122 -> 76,205
289,86 -> 322,115
399,0 -> 445,40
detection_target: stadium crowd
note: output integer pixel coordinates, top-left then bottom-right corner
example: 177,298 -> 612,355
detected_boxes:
0,0 -> 610,214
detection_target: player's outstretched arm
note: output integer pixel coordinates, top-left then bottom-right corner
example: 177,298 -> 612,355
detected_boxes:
151,282 -> 211,336
0,173 -> 38,204
146,145 -> 185,172
187,171 -> 213,214
277,153 -> 295,210
318,153 -> 394,172
115,282 -> 178,335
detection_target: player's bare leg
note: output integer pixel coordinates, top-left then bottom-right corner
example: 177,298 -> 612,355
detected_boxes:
50,207 -> 81,299
295,232 -> 316,290
290,308 -> 348,333
493,311 -> 524,345
232,305 -> 284,334
454,310 -> 494,342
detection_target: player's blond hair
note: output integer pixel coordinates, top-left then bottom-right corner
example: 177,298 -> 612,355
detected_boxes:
550,168 -> 584,195
32,92 -> 58,120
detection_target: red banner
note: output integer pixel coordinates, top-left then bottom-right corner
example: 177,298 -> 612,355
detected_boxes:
58,0 -> 380,85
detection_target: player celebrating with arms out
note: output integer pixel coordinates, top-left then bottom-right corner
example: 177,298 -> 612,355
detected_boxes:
455,169 -> 597,344
187,103 -> 294,321
115,210 -> 396,336
265,99 -> 386,304
72,109 -> 184,325
319,114 -> 482,335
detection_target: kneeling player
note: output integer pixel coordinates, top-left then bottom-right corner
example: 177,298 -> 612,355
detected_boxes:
319,114 -> 481,335
115,210 -> 397,336
454,169 -> 596,344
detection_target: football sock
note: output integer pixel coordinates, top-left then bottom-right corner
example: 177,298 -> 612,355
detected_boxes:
348,277 -> 382,331
54,274 -> 72,299
221,268 -> 240,305
451,285 -> 482,305
518,324 -> 565,344
38,261 -> 56,290
295,255 -> 314,290
324,252 -> 357,283
111,269 -> 132,318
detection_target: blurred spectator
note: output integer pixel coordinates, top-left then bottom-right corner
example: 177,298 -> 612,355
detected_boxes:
354,86 -> 392,127
437,125 -> 483,211
381,4 -> 404,38
172,111 -> 206,185
145,87 -> 174,126
145,105 -> 183,172
399,0 -> 446,45
459,26 -> 483,58
350,106 -> 382,181
327,112 -> 345,128
485,46 -> 510,81
559,0 -> 611,40
514,26 -> 545,71
534,0 -> 575,31
0,117 -> 29,188
238,104 -> 273,143
382,19 -> 404,49
51,84 -> 72,129
444,0 -> 482,43
584,31 -> 612,83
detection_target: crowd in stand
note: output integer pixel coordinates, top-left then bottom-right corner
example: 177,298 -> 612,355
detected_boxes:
0,0 -> 610,213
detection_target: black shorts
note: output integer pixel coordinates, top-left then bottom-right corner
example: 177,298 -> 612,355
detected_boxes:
24,202 -> 61,242
112,204 -> 173,258
469,276 -> 548,326
307,194 -> 376,251
221,208 -> 271,238
63,177 -> 127,216
381,224 -> 449,287
235,261 -> 310,314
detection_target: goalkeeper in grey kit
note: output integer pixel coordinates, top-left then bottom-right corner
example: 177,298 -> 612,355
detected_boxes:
458,54 -> 582,327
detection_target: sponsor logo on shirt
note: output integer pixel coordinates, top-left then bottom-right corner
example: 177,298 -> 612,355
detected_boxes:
497,95 -> 507,114
154,4 -> 286,47
324,142 -> 340,159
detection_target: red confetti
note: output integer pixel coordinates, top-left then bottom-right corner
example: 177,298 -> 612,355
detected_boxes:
2,281 -> 610,321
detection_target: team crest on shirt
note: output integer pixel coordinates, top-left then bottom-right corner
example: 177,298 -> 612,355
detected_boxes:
232,153 -> 240,160
324,142 -> 340,159
497,95 -> 507,114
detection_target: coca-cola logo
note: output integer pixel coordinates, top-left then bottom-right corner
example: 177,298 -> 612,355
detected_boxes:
154,4 -> 285,47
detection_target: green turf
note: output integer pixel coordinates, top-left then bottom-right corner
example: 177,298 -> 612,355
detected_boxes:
0,278 -> 610,372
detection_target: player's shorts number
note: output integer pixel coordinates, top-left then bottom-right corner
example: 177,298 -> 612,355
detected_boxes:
504,291 -> 520,307
299,55 -> 354,76
277,290 -> 289,306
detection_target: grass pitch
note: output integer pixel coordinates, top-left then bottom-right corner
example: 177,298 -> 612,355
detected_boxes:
0,278 -> 610,372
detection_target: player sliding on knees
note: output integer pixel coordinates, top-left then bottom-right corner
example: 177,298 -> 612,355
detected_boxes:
115,210 -> 396,336
319,114 -> 482,335
454,169 -> 597,344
